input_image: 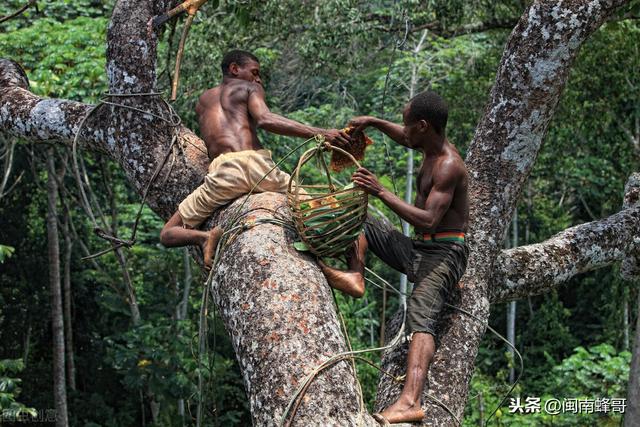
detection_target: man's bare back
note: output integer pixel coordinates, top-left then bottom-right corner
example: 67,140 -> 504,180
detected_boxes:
196,80 -> 262,159
196,56 -> 350,160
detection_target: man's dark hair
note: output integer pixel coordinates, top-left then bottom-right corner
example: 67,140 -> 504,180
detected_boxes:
221,50 -> 259,76
407,90 -> 448,135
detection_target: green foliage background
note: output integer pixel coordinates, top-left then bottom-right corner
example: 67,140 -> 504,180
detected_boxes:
0,0 -> 638,425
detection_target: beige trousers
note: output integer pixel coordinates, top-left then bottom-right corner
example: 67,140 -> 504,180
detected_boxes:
178,149 -> 292,228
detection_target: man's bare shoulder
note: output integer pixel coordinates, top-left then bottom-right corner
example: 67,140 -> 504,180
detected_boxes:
196,86 -> 220,107
435,145 -> 468,184
200,85 -> 221,96
194,86 -> 216,117
223,79 -> 263,98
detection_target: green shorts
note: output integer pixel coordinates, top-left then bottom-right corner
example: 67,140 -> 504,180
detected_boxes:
364,216 -> 469,339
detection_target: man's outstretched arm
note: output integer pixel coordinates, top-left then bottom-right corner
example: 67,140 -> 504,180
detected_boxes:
248,84 -> 350,146
348,116 -> 409,148
352,163 -> 459,233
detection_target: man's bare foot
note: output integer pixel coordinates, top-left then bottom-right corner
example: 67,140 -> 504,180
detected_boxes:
317,260 -> 365,298
376,399 -> 424,424
202,226 -> 224,270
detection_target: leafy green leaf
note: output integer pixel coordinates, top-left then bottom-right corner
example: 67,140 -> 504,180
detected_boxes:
293,241 -> 310,251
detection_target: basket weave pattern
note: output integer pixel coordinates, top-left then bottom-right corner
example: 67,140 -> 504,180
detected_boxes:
287,141 -> 368,258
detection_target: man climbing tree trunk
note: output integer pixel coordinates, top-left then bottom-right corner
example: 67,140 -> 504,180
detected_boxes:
46,149 -> 69,427
0,0 -> 637,425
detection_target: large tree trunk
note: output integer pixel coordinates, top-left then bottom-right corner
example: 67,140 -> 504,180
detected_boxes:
46,149 -> 69,427
1,0 -> 637,425
207,192 -> 373,426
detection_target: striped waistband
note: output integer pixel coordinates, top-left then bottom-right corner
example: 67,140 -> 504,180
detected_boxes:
415,232 -> 465,243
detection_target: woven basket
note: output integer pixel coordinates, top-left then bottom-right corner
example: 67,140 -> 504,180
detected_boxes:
287,142 -> 368,258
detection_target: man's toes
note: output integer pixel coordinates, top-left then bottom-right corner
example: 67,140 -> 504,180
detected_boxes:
372,413 -> 390,426
203,226 -> 224,268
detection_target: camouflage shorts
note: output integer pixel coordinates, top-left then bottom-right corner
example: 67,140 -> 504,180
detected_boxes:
364,216 -> 469,339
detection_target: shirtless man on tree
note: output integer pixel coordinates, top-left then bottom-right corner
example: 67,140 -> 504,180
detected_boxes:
319,90 -> 469,424
160,50 -> 350,267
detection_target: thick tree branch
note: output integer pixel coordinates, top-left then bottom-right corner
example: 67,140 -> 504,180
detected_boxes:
491,207 -> 639,302
0,60 -> 103,150
0,58 -> 208,220
621,173 -> 640,280
490,173 -> 639,302
107,1 -> 162,94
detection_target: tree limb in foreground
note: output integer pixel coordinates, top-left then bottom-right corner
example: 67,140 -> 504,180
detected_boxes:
491,174 -> 640,303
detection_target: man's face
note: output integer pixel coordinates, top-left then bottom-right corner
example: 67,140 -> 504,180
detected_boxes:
402,103 -> 423,148
230,60 -> 262,85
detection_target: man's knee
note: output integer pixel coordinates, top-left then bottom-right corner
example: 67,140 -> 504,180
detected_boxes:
407,331 -> 437,356
160,212 -> 185,246
407,331 -> 435,343
159,224 -> 172,246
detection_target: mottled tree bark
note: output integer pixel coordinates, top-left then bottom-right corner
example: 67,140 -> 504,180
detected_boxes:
376,1 -> 631,424
621,174 -> 640,280
491,197 -> 639,303
207,193 -> 371,426
626,286 -> 640,427
46,150 -> 69,427
1,0 -> 635,425
622,174 -> 639,427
